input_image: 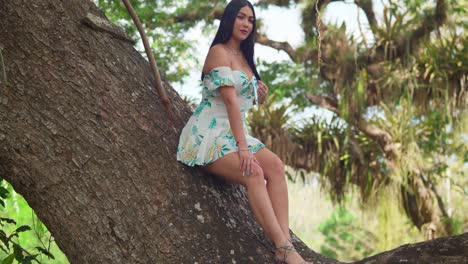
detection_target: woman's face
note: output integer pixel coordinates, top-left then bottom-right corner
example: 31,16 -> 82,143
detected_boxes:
232,6 -> 254,41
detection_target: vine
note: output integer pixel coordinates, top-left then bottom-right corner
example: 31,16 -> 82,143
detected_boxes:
315,0 -> 323,69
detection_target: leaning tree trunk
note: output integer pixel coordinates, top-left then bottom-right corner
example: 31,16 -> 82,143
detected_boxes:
0,1 -> 466,263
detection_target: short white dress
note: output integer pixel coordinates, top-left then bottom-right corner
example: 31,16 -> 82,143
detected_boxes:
176,66 -> 265,166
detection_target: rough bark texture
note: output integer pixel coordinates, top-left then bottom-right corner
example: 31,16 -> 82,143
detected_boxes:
354,233 -> 468,264
0,1 -> 327,263
0,0 -> 466,263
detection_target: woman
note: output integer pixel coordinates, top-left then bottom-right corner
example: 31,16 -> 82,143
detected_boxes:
177,1 -> 312,263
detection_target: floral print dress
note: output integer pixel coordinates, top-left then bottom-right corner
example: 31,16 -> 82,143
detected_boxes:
176,66 -> 265,166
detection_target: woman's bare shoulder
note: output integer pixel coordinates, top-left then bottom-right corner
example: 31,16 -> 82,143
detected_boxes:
203,44 -> 231,74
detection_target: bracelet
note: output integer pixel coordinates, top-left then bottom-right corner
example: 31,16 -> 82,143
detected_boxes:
238,149 -> 250,152
236,139 -> 246,146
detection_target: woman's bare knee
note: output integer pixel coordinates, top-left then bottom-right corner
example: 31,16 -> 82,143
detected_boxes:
243,164 -> 265,188
254,148 -> 286,182
264,156 -> 286,183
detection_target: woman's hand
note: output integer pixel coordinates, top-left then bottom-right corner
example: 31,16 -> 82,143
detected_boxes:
258,80 -> 268,104
238,148 -> 254,176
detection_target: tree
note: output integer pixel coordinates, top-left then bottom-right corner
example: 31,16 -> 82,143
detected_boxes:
105,0 -> 467,239
0,0 -> 466,263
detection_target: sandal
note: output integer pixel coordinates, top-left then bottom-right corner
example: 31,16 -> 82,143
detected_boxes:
275,243 -> 296,264
275,239 -> 314,264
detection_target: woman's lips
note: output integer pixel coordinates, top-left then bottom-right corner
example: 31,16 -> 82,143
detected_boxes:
240,29 -> 249,35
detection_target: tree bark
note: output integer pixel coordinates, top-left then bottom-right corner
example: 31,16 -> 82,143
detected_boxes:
0,1 -> 466,263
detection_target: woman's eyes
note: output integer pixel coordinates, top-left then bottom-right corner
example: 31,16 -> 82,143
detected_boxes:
237,15 -> 254,24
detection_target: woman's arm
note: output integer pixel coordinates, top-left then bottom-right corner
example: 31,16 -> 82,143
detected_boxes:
204,45 -> 253,175
219,86 -> 253,175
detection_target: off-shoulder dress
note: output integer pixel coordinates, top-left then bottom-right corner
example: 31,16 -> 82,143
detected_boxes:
176,66 -> 265,166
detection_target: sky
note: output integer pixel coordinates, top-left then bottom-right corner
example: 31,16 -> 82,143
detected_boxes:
173,0 -> 385,102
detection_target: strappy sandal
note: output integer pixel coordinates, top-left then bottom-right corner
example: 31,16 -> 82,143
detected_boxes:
276,239 -> 314,264
275,243 -> 296,264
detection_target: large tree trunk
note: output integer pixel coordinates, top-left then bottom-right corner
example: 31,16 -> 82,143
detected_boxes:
0,1 -> 466,263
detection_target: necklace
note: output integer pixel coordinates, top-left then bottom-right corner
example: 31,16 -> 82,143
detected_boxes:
225,45 -> 242,56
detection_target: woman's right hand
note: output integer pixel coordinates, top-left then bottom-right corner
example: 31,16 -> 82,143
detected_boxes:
238,148 -> 254,176
257,80 -> 269,104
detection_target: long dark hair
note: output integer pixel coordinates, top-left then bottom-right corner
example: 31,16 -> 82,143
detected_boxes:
201,0 -> 261,81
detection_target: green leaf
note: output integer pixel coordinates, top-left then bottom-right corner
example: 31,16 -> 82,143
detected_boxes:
14,225 -> 31,233
21,255 -> 38,264
13,243 -> 23,262
0,186 -> 9,199
0,243 -> 8,254
35,246 -> 55,259
0,218 -> 16,225
0,230 -> 9,248
1,254 -> 14,264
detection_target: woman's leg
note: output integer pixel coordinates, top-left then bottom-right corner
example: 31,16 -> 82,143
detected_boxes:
203,152 -> 286,245
203,153 -> 307,263
254,148 -> 290,240
253,149 -> 314,263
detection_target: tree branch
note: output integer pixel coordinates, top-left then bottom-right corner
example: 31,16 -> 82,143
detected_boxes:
359,0 -> 448,64
121,0 -> 174,119
256,0 -> 301,8
256,33 -> 320,64
422,173 -> 449,218
403,0 -> 447,54
354,118 -> 399,160
352,232 -> 468,264
306,93 -> 339,114
354,0 -> 378,35
170,3 -> 308,64
256,32 -> 298,61
305,94 -> 398,160
173,5 -> 223,22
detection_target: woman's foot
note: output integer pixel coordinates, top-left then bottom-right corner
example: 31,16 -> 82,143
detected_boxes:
275,240 -> 312,264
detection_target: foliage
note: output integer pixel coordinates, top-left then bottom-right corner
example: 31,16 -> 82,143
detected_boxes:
248,0 -> 467,238
0,179 -> 67,264
256,59 -> 315,108
318,203 -> 377,261
288,177 -> 430,262
249,96 -> 387,203
95,0 -> 205,83
91,0 -> 468,241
